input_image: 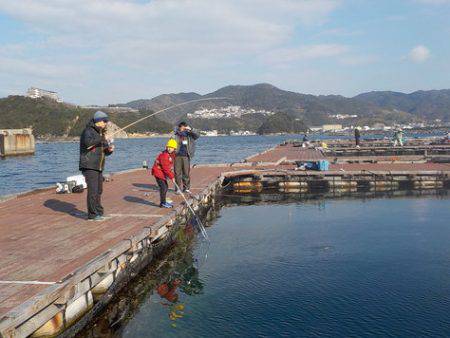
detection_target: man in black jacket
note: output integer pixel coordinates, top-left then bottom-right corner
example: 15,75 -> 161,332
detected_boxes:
174,122 -> 199,194
79,111 -> 114,221
354,127 -> 361,147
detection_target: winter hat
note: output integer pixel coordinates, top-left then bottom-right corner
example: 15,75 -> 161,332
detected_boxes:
93,111 -> 109,122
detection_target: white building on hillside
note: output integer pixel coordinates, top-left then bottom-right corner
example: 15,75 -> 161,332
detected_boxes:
187,105 -> 275,119
26,87 -> 62,102
322,124 -> 343,131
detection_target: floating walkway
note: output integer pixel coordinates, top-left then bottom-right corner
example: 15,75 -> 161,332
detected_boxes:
0,140 -> 449,337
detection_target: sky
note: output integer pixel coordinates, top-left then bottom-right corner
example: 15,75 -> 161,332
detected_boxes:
0,0 -> 449,105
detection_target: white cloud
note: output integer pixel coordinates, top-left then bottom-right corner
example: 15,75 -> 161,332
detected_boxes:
318,28 -> 364,37
0,0 -> 339,57
261,44 -> 348,65
339,55 -> 378,66
0,0 -> 342,102
0,54 -> 84,79
408,45 -> 431,63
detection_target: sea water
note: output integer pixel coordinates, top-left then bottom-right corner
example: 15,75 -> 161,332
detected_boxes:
80,195 -> 450,337
0,135 -> 290,196
0,133 -> 441,197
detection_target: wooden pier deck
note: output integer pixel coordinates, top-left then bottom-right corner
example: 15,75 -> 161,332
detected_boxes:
1,142 -> 449,337
245,143 -> 450,171
0,167 -> 224,313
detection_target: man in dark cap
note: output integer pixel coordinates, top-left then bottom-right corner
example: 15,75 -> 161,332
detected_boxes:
354,127 -> 361,148
174,121 -> 199,194
79,111 -> 114,221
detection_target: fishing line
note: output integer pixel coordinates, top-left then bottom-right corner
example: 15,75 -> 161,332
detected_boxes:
173,181 -> 209,242
109,97 -> 229,138
105,97 -> 219,256
173,181 -> 210,271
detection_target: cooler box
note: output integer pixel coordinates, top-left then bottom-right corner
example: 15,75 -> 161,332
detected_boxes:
66,174 -> 87,189
318,160 -> 329,171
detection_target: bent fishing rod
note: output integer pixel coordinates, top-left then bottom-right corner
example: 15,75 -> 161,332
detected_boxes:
173,181 -> 209,242
108,97 -> 229,138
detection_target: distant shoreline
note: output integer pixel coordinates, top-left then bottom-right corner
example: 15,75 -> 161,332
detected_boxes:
35,133 -> 269,143
36,133 -> 174,143
33,128 -> 448,143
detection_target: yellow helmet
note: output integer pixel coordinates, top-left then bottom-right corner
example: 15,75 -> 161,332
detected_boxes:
166,139 -> 178,149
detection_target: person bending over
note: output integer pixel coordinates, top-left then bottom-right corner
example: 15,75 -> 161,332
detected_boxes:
152,139 -> 177,208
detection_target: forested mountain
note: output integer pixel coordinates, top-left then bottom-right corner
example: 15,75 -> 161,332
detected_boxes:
0,96 -> 172,137
354,89 -> 450,121
118,92 -> 202,122
120,84 -> 450,130
257,112 -> 308,135
2,84 -> 448,137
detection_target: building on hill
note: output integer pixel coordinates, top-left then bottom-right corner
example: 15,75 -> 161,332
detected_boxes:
322,124 -> 343,131
187,105 -> 275,119
26,87 -> 62,102
372,123 -> 386,130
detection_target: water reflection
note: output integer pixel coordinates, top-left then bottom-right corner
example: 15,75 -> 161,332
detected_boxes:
79,223 -> 205,337
79,192 -> 450,337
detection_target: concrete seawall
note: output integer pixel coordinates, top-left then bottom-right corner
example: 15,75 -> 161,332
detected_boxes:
0,129 -> 35,157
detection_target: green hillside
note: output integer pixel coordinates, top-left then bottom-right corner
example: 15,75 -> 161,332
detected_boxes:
121,83 -> 434,127
257,112 -> 308,134
186,113 -> 266,134
0,96 -> 172,137
1,82 -> 447,138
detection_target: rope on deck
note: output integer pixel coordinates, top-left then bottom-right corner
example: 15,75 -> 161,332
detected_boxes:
0,280 -> 57,285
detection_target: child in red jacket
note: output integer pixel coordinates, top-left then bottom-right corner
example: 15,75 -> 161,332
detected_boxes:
152,139 -> 177,208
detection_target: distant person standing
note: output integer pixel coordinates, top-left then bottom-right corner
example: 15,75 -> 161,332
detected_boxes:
174,122 -> 200,194
79,111 -> 114,221
354,127 -> 361,148
393,128 -> 404,147
302,133 -> 310,148
443,132 -> 450,144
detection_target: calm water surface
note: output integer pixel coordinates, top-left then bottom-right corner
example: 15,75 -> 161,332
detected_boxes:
81,195 -> 450,337
0,135 -> 292,196
0,133 -> 442,197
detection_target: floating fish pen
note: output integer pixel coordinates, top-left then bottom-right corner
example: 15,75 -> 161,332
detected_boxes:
283,140 -> 450,164
307,137 -> 449,149
221,185 -> 449,207
224,169 -> 450,195
0,129 -> 35,157
322,146 -> 450,158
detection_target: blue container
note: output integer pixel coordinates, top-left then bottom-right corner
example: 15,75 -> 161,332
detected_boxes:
299,160 -> 330,171
304,161 -> 318,170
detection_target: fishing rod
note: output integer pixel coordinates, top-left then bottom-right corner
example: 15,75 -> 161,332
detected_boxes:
108,97 -> 229,138
106,96 -> 220,241
173,181 -> 209,242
